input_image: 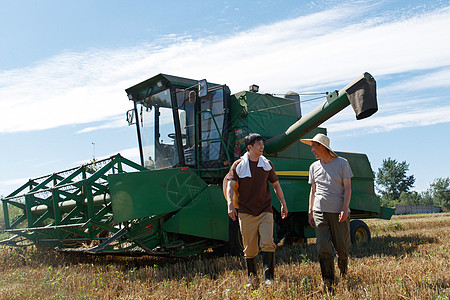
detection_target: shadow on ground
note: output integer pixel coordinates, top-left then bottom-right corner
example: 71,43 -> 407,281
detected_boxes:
0,233 -> 437,283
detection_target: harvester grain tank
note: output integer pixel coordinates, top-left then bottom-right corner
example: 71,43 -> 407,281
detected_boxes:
1,73 -> 394,256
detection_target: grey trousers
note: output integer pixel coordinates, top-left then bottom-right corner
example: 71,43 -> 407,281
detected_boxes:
313,211 -> 350,260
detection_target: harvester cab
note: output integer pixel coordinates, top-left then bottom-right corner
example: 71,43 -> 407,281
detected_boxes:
125,74 -> 231,175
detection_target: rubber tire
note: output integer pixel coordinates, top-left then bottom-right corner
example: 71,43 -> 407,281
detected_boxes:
350,219 -> 371,244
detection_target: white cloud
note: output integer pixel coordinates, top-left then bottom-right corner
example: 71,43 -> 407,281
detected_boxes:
0,177 -> 30,190
0,2 -> 450,134
327,104 -> 450,134
114,147 -> 141,162
382,67 -> 450,93
0,177 -> 30,198
76,116 -> 126,134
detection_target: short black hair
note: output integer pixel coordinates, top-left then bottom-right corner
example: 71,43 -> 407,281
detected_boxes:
245,133 -> 263,149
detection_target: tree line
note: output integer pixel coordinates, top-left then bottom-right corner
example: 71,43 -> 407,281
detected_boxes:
375,157 -> 450,210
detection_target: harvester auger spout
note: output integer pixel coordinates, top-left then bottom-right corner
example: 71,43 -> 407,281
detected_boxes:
264,72 -> 377,153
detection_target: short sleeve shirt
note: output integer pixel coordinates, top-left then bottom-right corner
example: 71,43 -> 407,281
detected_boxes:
308,157 -> 353,213
227,159 -> 279,216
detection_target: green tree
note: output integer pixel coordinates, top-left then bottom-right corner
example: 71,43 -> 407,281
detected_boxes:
398,191 -> 421,205
376,158 -> 415,202
397,190 -> 435,206
419,190 -> 434,206
0,203 -> 3,230
430,177 -> 450,208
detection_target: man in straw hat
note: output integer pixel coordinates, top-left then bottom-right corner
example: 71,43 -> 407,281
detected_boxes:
301,133 -> 353,292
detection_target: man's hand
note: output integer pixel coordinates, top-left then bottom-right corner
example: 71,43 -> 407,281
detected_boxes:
339,210 -> 349,222
271,181 -> 288,219
280,204 -> 288,219
340,178 -> 351,223
227,201 -> 237,221
226,180 -> 238,221
308,212 -> 315,227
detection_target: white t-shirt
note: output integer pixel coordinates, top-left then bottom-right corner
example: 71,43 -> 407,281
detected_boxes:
308,157 -> 354,213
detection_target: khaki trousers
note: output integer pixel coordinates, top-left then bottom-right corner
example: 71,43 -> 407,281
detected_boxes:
313,211 -> 350,260
238,212 -> 276,258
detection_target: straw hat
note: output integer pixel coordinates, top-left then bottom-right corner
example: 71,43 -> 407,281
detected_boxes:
300,133 -> 338,158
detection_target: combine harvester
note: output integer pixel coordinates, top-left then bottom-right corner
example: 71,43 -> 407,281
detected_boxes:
1,73 -> 394,256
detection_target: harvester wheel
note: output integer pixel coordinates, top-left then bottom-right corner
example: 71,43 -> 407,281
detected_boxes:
350,219 -> 371,244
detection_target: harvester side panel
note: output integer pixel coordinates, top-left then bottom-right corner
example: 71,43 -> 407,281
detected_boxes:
108,168 -> 208,223
162,185 -> 228,241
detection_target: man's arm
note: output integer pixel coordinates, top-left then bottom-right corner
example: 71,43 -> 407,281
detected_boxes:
308,183 -> 316,227
226,179 -> 238,221
339,177 -> 352,222
271,181 -> 288,219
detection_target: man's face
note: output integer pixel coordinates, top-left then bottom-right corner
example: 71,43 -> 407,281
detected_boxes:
311,141 -> 326,159
248,140 -> 264,157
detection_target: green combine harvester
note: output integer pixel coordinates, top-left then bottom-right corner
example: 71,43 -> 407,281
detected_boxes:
1,73 -> 394,256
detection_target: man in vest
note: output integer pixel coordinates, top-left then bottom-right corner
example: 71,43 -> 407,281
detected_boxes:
226,133 -> 288,286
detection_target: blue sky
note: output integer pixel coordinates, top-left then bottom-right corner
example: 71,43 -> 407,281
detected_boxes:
1,0 -> 449,197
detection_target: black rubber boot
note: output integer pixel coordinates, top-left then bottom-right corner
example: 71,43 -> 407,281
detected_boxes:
246,257 -> 258,276
246,257 -> 259,288
338,258 -> 348,278
319,257 -> 335,293
262,251 -> 275,285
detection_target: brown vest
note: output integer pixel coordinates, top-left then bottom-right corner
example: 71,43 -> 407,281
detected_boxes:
227,159 -> 278,216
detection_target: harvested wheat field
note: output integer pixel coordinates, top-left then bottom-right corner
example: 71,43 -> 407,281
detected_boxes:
1,213 -> 449,299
